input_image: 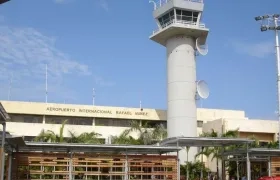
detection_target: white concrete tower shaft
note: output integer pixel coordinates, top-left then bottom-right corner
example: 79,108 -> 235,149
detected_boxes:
149,0 -> 209,163
166,36 -> 196,138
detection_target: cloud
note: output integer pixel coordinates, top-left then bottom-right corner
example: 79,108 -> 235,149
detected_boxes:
230,40 -> 274,58
99,0 -> 109,11
0,24 -> 114,102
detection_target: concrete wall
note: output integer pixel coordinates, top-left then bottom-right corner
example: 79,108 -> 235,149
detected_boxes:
202,118 -> 278,173
0,101 -> 247,121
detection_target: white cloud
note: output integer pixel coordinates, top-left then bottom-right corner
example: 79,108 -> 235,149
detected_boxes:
230,40 -> 274,58
0,24 -> 114,103
0,25 -> 90,79
99,0 -> 109,11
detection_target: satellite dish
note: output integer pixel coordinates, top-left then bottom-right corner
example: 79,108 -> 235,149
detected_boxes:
196,80 -> 210,99
196,37 -> 208,56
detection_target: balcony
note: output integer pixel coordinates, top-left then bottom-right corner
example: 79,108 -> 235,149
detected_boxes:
150,18 -> 208,46
152,18 -> 206,35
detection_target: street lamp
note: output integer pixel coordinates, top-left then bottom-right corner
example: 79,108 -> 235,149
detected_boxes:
255,14 -> 280,149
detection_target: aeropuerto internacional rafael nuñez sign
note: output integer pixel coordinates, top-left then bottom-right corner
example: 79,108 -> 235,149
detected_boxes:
46,107 -> 148,116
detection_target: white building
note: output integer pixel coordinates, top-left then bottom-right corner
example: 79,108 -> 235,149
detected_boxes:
1,100 -> 278,173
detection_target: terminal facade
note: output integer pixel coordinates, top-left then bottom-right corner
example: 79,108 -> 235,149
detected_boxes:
0,100 -> 278,173
1,100 -> 277,144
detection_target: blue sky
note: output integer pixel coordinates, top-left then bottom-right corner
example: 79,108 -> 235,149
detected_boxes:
0,0 -> 279,120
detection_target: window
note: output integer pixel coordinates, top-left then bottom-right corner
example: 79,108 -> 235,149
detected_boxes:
23,136 -> 36,141
175,9 -> 199,23
197,120 -> 203,127
45,116 -> 92,126
158,10 -> 175,27
142,121 -> 167,128
259,141 -> 269,147
9,114 -> 43,123
95,118 -> 133,127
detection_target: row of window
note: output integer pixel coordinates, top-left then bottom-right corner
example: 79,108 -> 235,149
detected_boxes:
158,9 -> 199,27
7,114 -> 204,128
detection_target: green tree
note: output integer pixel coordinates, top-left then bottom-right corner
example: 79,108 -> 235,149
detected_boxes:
128,120 -> 153,145
152,124 -> 168,141
197,129 -> 239,180
111,120 -> 167,145
181,161 -> 210,180
68,131 -> 103,144
34,120 -> 68,143
34,120 -> 102,144
111,129 -> 140,145
267,141 -> 279,148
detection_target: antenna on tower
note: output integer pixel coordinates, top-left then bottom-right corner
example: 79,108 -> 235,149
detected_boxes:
45,64 -> 48,103
93,88 -> 95,105
139,90 -> 143,111
8,73 -> 13,101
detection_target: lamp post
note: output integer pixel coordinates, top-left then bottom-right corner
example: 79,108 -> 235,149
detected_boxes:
255,14 -> 280,149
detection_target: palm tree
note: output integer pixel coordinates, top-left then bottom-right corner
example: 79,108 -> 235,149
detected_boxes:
111,120 -> 167,145
34,120 -> 67,143
111,129 -> 140,145
152,124 -> 168,141
127,120 -> 153,145
67,131 -> 103,144
197,128 -> 239,180
267,141 -> 279,148
247,135 -> 259,148
181,161 -> 210,180
35,120 -> 102,144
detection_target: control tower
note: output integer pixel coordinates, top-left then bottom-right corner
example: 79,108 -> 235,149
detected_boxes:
149,0 -> 209,162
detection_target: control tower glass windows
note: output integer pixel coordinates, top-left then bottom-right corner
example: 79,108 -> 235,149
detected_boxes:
158,10 -> 174,28
176,9 -> 199,24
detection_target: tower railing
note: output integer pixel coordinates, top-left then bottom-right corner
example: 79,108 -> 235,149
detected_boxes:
154,0 -> 203,10
152,19 -> 206,34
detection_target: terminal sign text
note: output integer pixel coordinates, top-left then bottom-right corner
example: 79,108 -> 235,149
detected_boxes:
46,107 -> 148,116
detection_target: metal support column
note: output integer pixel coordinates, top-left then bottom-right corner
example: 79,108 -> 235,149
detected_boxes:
69,152 -> 73,180
246,144 -> 251,180
221,146 -> 226,180
0,123 -> 6,180
254,14 -> 280,149
236,160 -> 239,180
274,17 -> 280,150
268,156 -> 271,177
186,147 -> 189,180
7,153 -> 12,180
125,150 -> 128,180
200,147 -> 204,180
176,141 -> 180,180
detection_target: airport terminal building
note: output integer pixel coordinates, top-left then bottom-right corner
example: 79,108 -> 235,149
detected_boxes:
1,100 -> 278,145
0,100 -> 278,174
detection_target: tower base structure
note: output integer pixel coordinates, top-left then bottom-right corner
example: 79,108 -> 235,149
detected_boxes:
166,35 -> 197,162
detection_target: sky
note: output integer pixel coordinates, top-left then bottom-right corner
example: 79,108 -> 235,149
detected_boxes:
0,0 -> 279,120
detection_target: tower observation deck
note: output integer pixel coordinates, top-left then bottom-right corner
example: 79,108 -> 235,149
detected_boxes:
149,0 -> 209,162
